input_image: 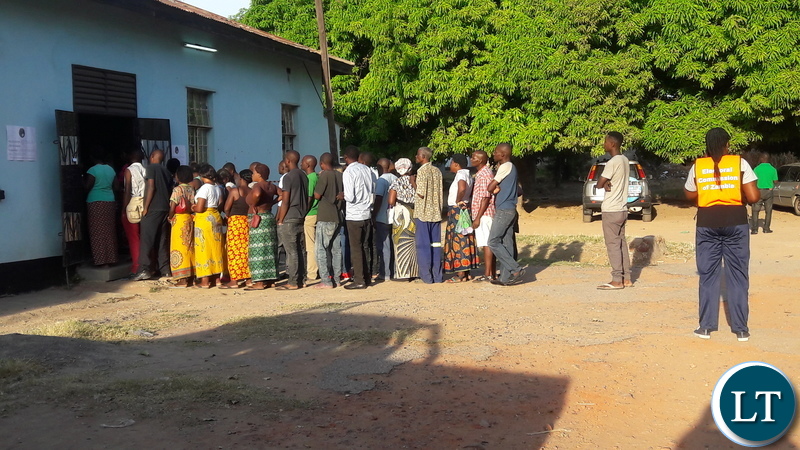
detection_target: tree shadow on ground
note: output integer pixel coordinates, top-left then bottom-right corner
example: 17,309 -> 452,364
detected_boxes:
515,241 -> 586,282
0,302 -> 570,448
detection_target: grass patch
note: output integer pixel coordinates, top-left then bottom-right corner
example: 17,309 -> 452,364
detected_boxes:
278,302 -> 352,312
664,241 -> 695,260
224,315 -> 418,345
0,358 -> 49,388
0,370 -> 307,421
28,311 -> 202,342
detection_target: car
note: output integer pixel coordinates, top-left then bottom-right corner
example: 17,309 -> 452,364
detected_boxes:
582,160 -> 653,222
774,163 -> 800,215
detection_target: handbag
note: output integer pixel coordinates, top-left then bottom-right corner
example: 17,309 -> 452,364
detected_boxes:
125,196 -> 144,224
175,194 -> 189,214
249,213 -> 261,228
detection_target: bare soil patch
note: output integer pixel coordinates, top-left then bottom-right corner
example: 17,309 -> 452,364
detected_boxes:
2,202 -> 800,448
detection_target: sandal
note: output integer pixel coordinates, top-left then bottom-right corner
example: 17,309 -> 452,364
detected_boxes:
275,284 -> 300,291
445,276 -> 464,283
472,275 -> 492,283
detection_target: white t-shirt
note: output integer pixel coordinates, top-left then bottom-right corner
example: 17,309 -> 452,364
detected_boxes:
448,169 -> 473,206
684,158 -> 757,192
127,162 -> 146,198
196,183 -> 222,209
600,155 -> 630,213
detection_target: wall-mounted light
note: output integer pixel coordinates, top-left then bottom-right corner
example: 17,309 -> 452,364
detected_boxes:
184,43 -> 217,53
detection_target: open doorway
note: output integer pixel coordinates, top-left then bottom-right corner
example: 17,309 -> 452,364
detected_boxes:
77,114 -> 139,174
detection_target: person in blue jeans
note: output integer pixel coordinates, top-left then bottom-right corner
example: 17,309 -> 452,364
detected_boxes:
313,153 -> 344,288
486,143 -> 525,286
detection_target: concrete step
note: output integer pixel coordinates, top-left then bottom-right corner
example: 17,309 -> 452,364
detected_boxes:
76,259 -> 132,282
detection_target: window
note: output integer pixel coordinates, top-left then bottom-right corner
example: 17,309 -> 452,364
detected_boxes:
281,104 -> 298,154
187,88 -> 212,163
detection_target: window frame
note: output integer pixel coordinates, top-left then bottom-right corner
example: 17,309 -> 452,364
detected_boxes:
187,88 -> 213,163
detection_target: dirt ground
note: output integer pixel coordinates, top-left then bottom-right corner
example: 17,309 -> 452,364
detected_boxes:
1,195 -> 799,449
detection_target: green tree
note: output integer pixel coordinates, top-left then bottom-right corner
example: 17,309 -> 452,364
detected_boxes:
239,0 -> 800,162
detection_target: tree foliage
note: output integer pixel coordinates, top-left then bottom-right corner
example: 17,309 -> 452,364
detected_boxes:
240,0 -> 800,162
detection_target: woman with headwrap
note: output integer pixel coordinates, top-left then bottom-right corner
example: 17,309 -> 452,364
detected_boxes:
387,158 -> 419,280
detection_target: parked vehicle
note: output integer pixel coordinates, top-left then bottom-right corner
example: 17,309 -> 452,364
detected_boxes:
582,160 -> 653,222
774,163 -> 800,215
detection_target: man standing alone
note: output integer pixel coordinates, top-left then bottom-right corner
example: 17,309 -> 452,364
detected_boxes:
342,146 -> 374,290
276,150 -> 308,290
750,152 -> 778,234
414,147 -> 444,284
596,132 -> 632,290
133,148 -> 172,281
486,143 -> 525,286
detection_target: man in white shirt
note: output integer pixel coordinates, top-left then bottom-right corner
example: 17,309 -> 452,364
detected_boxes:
596,132 -> 631,290
342,146 -> 375,289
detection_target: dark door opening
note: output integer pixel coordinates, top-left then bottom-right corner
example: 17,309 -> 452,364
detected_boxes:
77,114 -> 138,174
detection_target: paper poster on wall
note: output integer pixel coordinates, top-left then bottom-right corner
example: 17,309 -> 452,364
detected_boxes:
172,145 -> 188,166
6,126 -> 37,161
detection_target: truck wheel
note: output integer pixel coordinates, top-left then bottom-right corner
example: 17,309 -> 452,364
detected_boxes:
793,196 -> 800,216
583,210 -> 593,223
642,207 -> 653,222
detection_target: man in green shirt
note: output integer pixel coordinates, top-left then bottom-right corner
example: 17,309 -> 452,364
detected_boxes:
302,155 -> 320,281
751,152 -> 779,234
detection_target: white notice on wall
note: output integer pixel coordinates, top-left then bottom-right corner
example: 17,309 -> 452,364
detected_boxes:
6,126 -> 37,161
172,145 -> 188,166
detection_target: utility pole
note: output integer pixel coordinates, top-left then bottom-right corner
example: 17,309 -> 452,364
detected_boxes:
315,0 -> 339,156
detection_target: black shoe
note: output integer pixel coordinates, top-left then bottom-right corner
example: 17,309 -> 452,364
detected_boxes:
506,267 -> 526,285
132,270 -> 153,281
750,229 -> 758,235
763,229 -> 773,234
736,331 -> 750,342
490,279 -> 508,286
344,283 -> 367,290
694,328 -> 711,339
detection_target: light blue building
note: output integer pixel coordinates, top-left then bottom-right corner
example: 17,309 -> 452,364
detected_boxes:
0,0 -> 351,288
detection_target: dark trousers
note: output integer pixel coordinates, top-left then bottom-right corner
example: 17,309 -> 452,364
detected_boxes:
138,210 -> 169,276
696,224 -> 750,333
488,209 -> 520,283
277,222 -> 305,287
346,220 -> 372,285
750,189 -> 774,231
415,219 -> 442,283
375,222 -> 394,280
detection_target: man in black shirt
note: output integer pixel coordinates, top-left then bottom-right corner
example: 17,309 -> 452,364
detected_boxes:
133,148 -> 172,280
276,150 -> 308,290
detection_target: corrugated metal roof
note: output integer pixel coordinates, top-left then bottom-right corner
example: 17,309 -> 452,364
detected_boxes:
97,0 -> 354,74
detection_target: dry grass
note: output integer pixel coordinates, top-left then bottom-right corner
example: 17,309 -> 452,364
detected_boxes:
28,311 -> 201,342
0,363 -> 307,421
224,315 -> 419,345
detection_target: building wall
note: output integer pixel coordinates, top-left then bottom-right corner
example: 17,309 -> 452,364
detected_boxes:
0,0 -> 333,265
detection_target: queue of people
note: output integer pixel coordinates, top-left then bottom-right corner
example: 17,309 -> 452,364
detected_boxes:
85,143 -> 527,290
83,128 -> 772,341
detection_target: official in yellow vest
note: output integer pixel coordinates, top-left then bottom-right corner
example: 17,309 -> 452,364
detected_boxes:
684,128 -> 759,342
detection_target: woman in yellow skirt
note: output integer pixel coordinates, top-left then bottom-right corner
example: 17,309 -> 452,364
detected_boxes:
168,166 -> 196,287
221,169 -> 253,288
192,164 -> 226,288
